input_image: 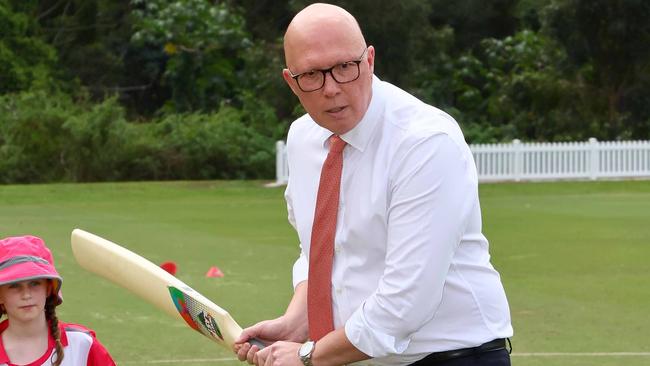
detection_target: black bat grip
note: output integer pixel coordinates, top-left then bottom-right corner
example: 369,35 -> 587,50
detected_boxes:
248,338 -> 266,349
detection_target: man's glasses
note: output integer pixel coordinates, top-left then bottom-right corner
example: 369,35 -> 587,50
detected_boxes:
288,48 -> 368,92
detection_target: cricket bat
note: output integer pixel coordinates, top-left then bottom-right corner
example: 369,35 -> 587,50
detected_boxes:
70,228 -> 264,350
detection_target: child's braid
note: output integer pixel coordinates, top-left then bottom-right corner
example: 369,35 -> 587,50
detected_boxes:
45,297 -> 64,366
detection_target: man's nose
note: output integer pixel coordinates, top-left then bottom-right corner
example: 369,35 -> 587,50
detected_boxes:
322,71 -> 341,96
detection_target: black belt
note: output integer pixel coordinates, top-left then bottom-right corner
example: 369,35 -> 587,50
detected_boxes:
411,338 -> 508,364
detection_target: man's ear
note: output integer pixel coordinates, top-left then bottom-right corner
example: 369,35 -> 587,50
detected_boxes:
283,69 -> 300,96
366,45 -> 375,74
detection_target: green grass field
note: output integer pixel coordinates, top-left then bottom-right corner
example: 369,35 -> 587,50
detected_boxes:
0,180 -> 648,366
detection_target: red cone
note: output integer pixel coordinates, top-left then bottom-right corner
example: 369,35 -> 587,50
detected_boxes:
160,261 -> 177,275
205,266 -> 224,278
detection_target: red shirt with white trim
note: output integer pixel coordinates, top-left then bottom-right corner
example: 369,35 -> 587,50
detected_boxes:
0,319 -> 116,366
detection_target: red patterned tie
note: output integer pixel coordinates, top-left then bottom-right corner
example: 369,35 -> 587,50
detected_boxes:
308,135 -> 347,341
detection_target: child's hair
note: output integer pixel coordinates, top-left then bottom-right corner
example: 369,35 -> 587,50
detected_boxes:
0,236 -> 65,364
45,295 -> 64,366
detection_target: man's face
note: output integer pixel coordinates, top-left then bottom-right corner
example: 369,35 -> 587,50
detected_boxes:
283,44 -> 375,135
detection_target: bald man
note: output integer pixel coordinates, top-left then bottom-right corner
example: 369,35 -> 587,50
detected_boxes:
235,3 -> 513,366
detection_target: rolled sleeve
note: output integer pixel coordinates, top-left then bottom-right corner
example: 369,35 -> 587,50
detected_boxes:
345,303 -> 410,356
345,133 -> 477,357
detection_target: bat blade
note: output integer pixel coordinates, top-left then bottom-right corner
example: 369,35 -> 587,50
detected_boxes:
70,228 -> 247,349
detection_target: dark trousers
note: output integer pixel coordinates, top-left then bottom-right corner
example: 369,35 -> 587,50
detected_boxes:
409,349 -> 510,366
408,339 -> 511,366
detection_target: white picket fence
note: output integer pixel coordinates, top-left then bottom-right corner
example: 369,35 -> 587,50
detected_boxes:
273,138 -> 650,184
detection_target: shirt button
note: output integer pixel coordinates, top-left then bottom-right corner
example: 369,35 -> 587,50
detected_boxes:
335,245 -> 341,253
336,287 -> 343,294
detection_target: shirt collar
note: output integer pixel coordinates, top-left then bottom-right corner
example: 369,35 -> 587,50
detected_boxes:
0,319 -> 69,363
316,75 -> 384,152
340,75 -> 383,152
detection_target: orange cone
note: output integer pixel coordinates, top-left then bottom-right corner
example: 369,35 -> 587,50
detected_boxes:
205,266 -> 224,278
160,261 -> 177,275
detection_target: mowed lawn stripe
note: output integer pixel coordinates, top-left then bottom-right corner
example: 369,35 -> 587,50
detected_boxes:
1,180 -> 648,366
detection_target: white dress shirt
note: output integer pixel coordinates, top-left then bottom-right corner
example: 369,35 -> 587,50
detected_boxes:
285,76 -> 513,366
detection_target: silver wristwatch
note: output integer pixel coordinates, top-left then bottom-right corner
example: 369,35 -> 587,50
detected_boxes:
298,340 -> 316,366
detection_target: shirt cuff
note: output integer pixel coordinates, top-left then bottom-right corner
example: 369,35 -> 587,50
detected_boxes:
292,254 -> 308,289
344,303 -> 411,358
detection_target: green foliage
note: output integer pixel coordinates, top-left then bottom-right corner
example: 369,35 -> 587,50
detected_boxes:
0,91 -> 275,183
235,37 -> 297,134
0,91 -> 152,182
13,0 -> 136,99
428,0 -> 519,51
131,0 -> 249,50
2,0 -> 650,182
477,30 -> 583,141
543,0 -> 650,139
0,91 -> 72,182
0,0 -> 59,93
416,28 -> 608,143
62,96 -> 160,181
131,0 -> 252,112
155,108 -> 274,180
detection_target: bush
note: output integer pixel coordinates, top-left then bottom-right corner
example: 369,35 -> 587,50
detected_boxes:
0,90 -> 274,183
155,107 -> 274,180
0,91 -> 74,183
62,96 -> 163,181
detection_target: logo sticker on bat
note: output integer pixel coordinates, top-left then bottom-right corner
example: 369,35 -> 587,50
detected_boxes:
169,286 -> 224,341
197,310 -> 223,340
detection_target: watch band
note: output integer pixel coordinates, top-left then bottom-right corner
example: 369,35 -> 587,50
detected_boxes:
299,340 -> 316,366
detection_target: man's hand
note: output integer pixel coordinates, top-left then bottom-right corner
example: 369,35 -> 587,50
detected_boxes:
234,282 -> 310,364
234,315 -> 308,364
254,341 -> 302,366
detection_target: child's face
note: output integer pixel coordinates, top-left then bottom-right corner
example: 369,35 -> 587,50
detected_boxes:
0,279 -> 49,322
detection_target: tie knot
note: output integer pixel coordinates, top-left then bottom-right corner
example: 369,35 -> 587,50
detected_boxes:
329,135 -> 347,154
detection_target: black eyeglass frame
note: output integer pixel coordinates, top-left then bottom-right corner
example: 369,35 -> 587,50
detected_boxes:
288,48 -> 368,92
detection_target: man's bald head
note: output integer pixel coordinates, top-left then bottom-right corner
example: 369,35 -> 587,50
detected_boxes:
284,3 -> 366,68
281,3 -> 375,135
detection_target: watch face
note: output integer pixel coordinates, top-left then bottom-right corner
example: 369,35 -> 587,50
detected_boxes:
299,341 -> 314,358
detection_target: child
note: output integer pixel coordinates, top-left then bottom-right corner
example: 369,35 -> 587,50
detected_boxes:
0,235 -> 116,366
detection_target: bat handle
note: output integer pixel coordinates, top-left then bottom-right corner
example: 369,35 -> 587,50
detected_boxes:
248,338 -> 266,349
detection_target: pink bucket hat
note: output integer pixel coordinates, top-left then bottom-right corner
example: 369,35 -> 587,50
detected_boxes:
0,235 -> 63,305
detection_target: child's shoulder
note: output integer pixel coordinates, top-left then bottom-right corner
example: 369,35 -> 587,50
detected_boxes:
58,321 -> 98,338
57,321 -> 116,365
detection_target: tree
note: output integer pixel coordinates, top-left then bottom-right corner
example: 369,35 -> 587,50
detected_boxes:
543,0 -> 650,139
131,0 -> 252,112
428,0 -> 519,51
476,30 -> 589,141
0,0 -> 59,93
